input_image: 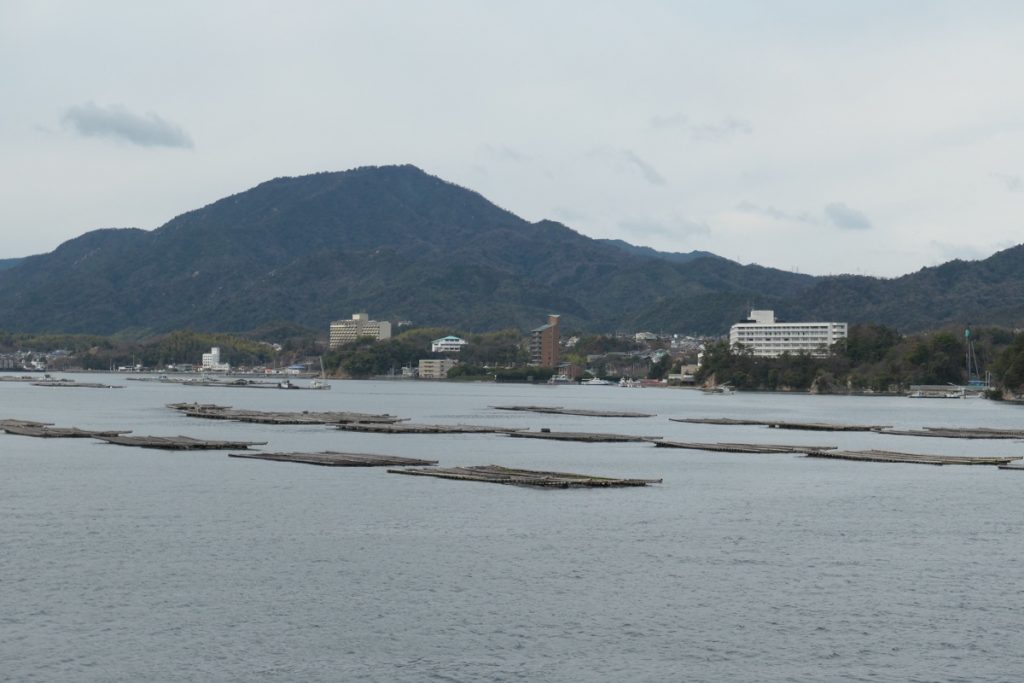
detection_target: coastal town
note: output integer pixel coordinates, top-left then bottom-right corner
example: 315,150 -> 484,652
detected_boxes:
3,306 -> 1011,399
1,308 -> 846,384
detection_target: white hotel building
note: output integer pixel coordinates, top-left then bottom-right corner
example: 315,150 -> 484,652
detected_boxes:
329,313 -> 392,349
729,310 -> 847,358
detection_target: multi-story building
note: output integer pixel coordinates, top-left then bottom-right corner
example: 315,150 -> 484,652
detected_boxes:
431,336 -> 467,353
329,313 -> 392,349
530,314 -> 560,367
418,358 -> 456,379
729,310 -> 847,357
201,346 -> 231,372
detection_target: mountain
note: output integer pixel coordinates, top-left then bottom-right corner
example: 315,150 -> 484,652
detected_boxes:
597,239 -> 723,265
0,164 -> 1021,336
0,257 -> 23,271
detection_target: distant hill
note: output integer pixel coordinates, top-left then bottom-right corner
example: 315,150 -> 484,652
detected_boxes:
597,239 -> 723,265
0,257 -> 23,271
0,164 -> 1021,336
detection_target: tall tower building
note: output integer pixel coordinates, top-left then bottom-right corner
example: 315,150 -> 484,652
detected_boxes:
530,314 -> 560,367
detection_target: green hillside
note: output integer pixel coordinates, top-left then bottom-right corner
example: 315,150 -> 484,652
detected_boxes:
0,164 -> 1020,336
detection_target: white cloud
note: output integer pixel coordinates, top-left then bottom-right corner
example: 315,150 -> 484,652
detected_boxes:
1,1 -> 1023,275
588,148 -> 666,186
652,113 -> 753,142
62,103 -> 193,148
824,202 -> 872,231
993,172 -> 1023,193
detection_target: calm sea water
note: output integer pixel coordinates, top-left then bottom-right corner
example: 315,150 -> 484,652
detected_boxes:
2,375 -> 1023,682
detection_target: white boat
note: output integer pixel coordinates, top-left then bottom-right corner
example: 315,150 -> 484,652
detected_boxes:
702,384 -> 735,395
907,389 -> 964,399
547,374 -> 575,385
619,378 -> 642,388
582,377 -> 613,386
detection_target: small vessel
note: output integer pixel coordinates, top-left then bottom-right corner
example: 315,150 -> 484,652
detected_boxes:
619,378 -> 642,388
907,388 -> 965,399
582,377 -> 613,386
547,374 -> 575,385
702,384 -> 735,395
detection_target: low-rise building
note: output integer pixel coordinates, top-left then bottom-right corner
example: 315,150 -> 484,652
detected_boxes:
431,335 -> 467,353
418,358 -> 456,379
729,310 -> 847,357
329,313 -> 392,349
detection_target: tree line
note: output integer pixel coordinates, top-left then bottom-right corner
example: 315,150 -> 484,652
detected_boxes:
697,323 -> 1024,394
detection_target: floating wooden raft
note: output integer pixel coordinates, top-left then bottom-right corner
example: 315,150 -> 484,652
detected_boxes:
0,423 -> 131,438
388,465 -> 662,488
0,418 -> 54,428
229,451 -> 438,467
806,449 -> 1021,466
671,417 -> 890,432
506,430 -> 661,443
655,440 -> 835,454
337,422 -> 525,434
671,417 -> 770,426
492,405 -> 655,418
31,380 -> 123,389
882,427 -> 1024,440
95,435 -> 267,450
167,403 -> 405,425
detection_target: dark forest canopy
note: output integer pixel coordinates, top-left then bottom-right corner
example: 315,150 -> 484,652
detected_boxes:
0,165 -> 1023,337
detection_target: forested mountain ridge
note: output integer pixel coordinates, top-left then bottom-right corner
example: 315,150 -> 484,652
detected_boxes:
0,164 -> 1020,336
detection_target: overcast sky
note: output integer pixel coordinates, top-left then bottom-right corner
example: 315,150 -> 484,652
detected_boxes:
2,1 -> 1023,276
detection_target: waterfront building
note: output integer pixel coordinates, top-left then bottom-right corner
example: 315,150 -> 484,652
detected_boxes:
431,335 -> 467,353
329,313 -> 392,349
530,314 -> 560,367
418,358 -> 456,379
729,310 -> 847,357
201,347 -> 231,372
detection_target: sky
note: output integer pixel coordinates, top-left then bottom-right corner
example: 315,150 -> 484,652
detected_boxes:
2,1 -> 1023,277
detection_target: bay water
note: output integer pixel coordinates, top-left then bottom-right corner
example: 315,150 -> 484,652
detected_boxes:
2,376 -> 1023,682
